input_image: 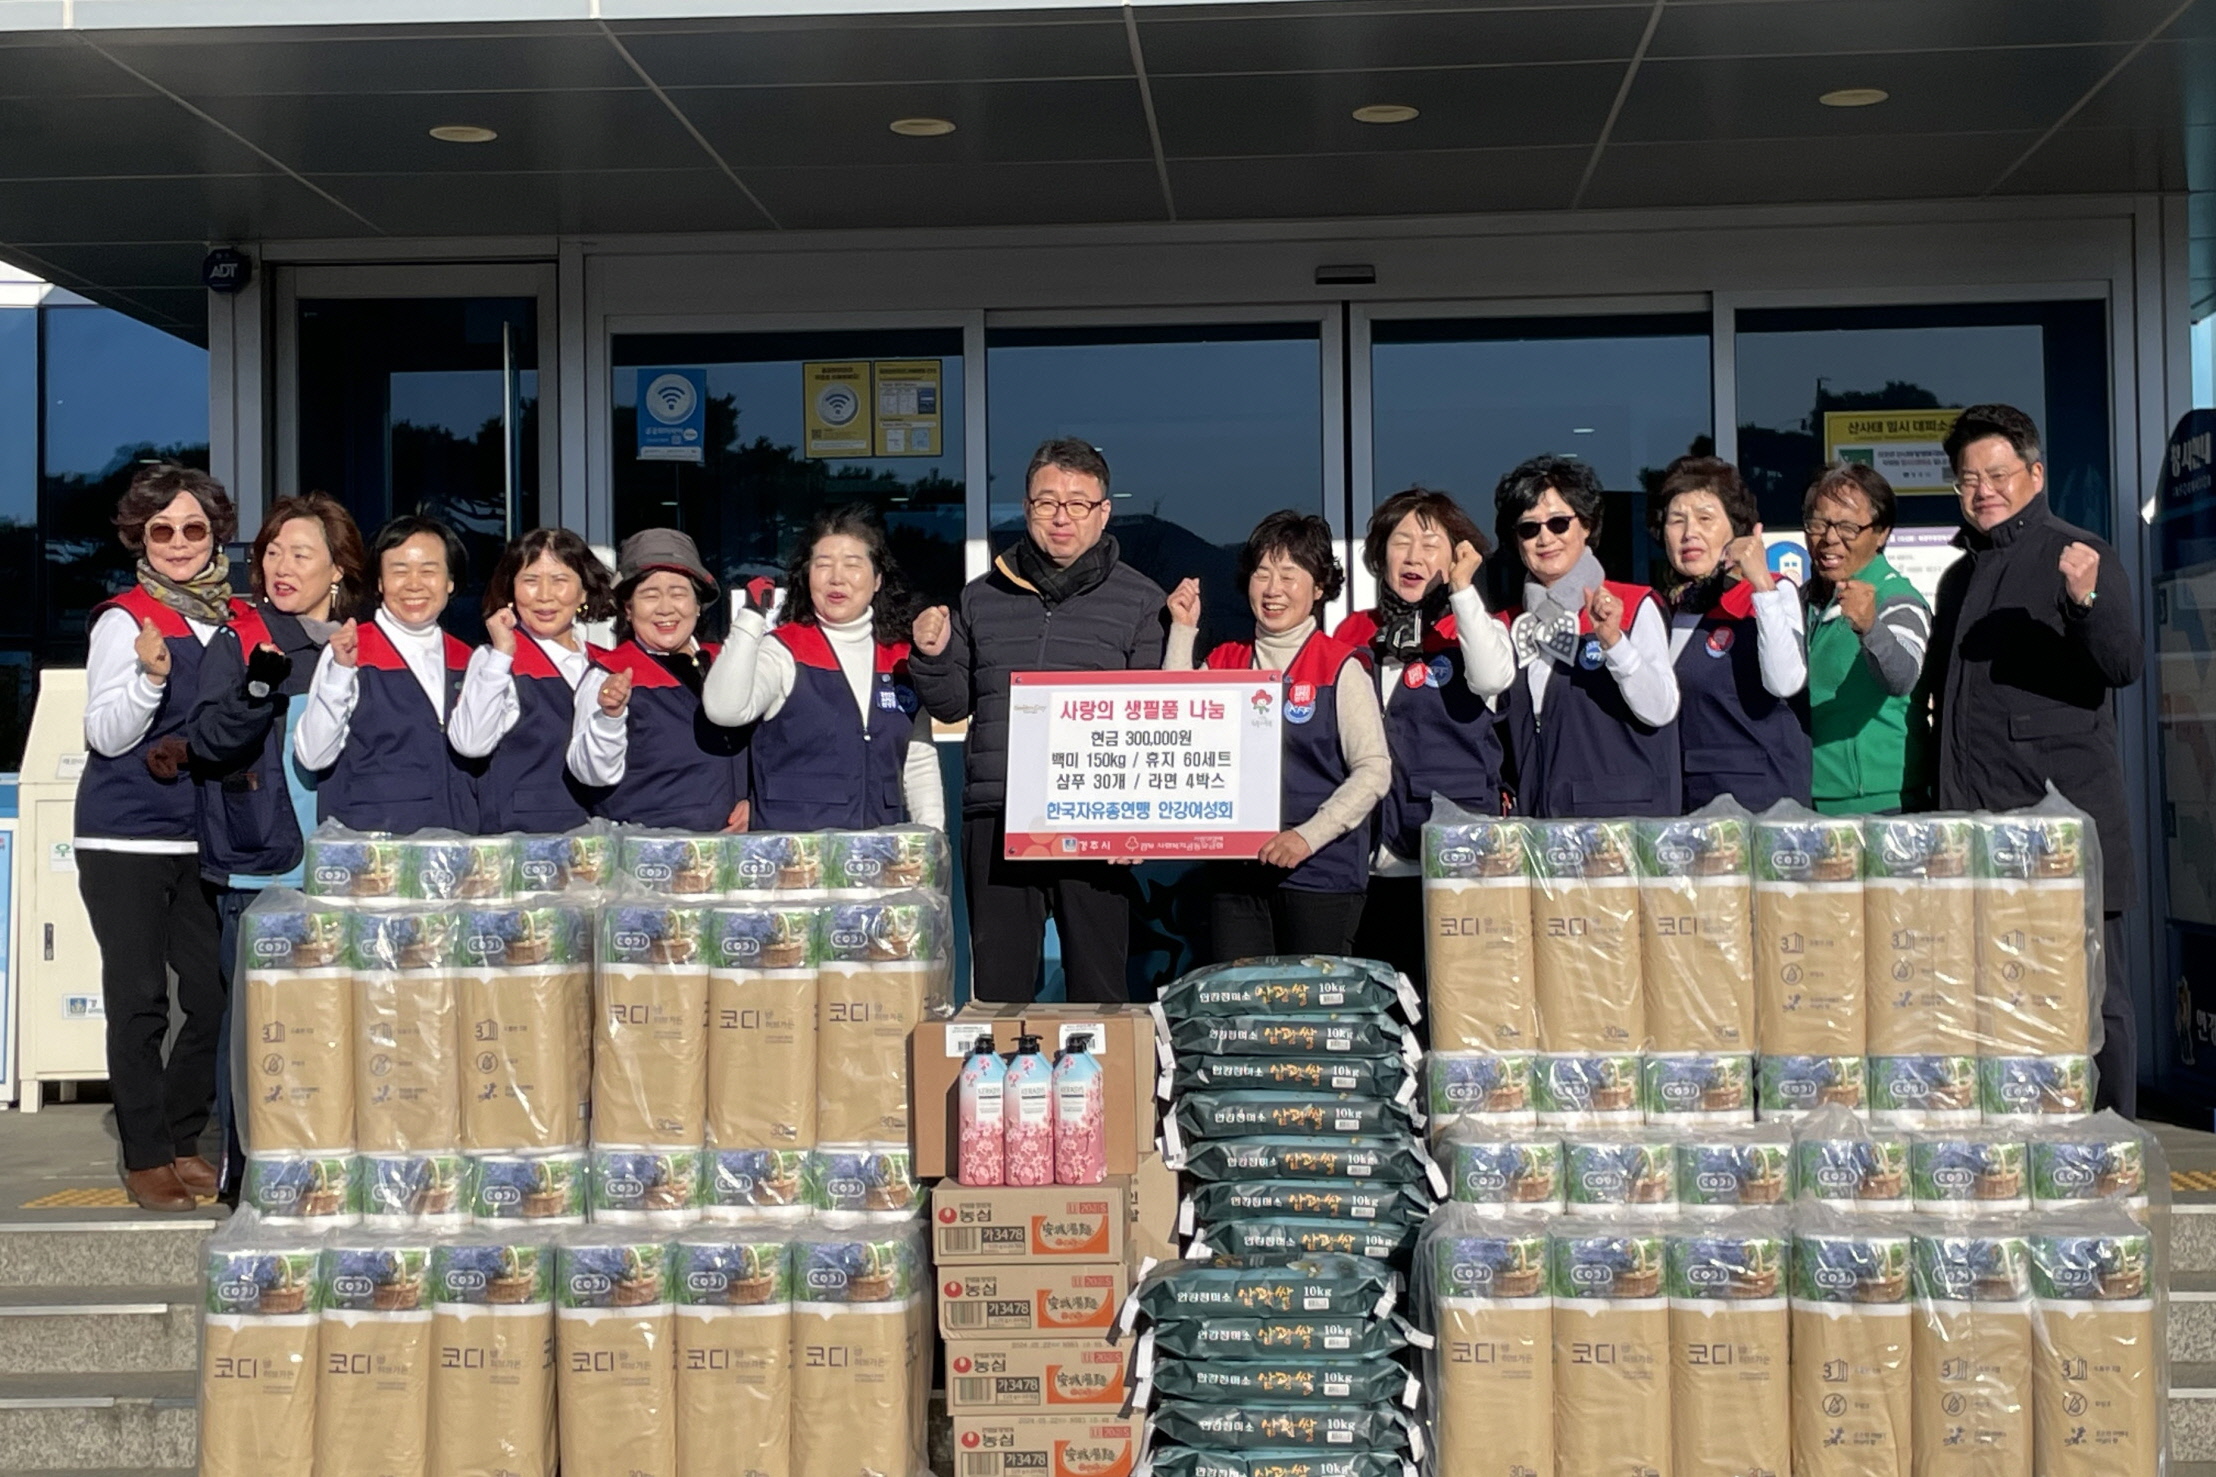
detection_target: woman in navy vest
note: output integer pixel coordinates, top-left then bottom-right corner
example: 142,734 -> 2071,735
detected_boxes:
449,528 -> 616,832
569,528 -> 751,832
1652,456 -> 1810,811
1494,455 -> 1682,817
1165,511 -> 1392,960
294,515 -> 480,833
703,505 -> 945,831
76,464 -> 241,1211
189,491 -> 366,1201
1332,487 -> 1515,988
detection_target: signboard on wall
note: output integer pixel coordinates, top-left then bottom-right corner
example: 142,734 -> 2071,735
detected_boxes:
803,360 -> 873,458
1822,409 -> 1964,495
873,360 -> 942,456
635,367 -> 706,463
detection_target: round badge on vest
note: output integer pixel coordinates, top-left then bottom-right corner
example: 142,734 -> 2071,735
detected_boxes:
1578,636 -> 1605,670
1286,681 -> 1317,724
1426,655 -> 1452,688
1705,627 -> 1735,658
1401,662 -> 1427,690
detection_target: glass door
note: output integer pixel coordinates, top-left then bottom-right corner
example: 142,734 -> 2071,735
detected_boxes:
279,264 -> 557,642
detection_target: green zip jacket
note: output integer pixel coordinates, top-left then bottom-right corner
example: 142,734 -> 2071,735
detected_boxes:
1805,551 -> 1931,814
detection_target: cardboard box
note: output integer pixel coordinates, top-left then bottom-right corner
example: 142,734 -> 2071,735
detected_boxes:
951,1414 -> 1141,1477
938,1261 -> 1128,1339
932,1180 -> 1129,1265
1128,1151 -> 1179,1264
945,1338 -> 1132,1411
912,1006 -> 1027,1180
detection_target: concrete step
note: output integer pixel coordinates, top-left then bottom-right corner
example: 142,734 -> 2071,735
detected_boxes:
0,1372 -> 196,1471
2177,1362 -> 2216,1462
0,1288 -> 199,1374
2176,1204 -> 2216,1273
0,1220 -> 217,1291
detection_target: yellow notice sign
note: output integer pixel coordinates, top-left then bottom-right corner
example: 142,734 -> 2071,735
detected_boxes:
803,361 -> 872,459
1822,409 -> 1964,495
874,360 -> 943,457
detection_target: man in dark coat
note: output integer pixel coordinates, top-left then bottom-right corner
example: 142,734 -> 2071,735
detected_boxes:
1922,403 -> 2143,1114
909,437 -> 1167,1002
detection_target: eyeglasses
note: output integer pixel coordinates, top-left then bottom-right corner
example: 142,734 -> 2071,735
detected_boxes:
146,519 -> 211,546
1515,514 -> 1577,542
1953,463 -> 2028,495
1026,496 -> 1108,521
1804,518 -> 1875,542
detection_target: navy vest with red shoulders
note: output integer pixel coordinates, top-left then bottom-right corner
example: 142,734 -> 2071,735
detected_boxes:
594,640 -> 748,831
1205,631 -> 1373,894
75,585 -> 241,842
1335,608 -> 1505,854
313,620 -> 480,835
1672,580 -> 1812,813
749,623 -> 919,831
478,636 -> 610,834
1499,581 -> 1682,818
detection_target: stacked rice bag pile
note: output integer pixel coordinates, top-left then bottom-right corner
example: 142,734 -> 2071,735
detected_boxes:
237,823 -> 608,1227
1118,1253 -> 1423,1475
1154,957 -> 1439,1264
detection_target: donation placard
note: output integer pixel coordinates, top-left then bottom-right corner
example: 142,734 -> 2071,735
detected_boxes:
1002,670 -> 1282,861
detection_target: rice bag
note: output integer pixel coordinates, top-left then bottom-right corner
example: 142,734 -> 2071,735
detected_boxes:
1171,1090 -> 1412,1146
1178,1136 -> 1442,1192
1179,1180 -> 1433,1231
1168,1014 -> 1414,1062
1139,1450 -> 1413,1477
1189,1217 -> 1420,1263
1146,1403 -> 1414,1453
1141,1357 -> 1415,1408
1159,957 -> 1416,1020
1139,1316 -> 1410,1362
1123,1254 -> 1401,1328
1172,1054 -> 1417,1102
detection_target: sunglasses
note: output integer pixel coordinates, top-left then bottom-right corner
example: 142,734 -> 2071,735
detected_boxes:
1515,514 -> 1577,542
146,519 -> 211,546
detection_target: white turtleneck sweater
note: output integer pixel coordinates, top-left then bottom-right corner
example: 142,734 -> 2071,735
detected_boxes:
295,606 -> 451,772
1164,616 -> 1392,855
702,606 -> 946,830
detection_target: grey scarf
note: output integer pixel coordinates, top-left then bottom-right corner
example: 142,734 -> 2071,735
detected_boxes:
1511,549 -> 1607,667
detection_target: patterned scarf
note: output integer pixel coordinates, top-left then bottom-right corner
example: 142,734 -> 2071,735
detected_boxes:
1510,549 -> 1606,668
137,551 -> 234,627
1370,581 -> 1450,664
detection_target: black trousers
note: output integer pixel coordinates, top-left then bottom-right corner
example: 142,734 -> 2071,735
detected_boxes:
1350,874 -> 1426,989
1207,866 -> 1368,964
2099,912 -> 2138,1118
77,849 -> 224,1172
962,813 -> 1132,1003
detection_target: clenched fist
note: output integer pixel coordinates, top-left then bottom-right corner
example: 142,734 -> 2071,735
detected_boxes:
1724,524 -> 1775,592
1166,578 -> 1201,628
598,667 -> 634,716
1836,579 -> 1877,635
913,605 -> 952,657
328,619 -> 360,668
2060,541 -> 2100,607
486,606 -> 519,656
1449,539 -> 1483,594
1258,830 -> 1314,869
133,619 -> 171,683
1583,585 -> 1626,648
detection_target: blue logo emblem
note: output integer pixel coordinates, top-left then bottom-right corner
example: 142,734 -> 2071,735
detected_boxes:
1578,637 -> 1605,670
1425,656 -> 1452,688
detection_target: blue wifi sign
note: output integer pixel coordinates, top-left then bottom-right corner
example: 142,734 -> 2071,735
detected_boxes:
636,367 -> 707,464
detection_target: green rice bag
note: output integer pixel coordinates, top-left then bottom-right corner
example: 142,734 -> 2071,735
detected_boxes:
1180,1137 -> 1442,1192
1172,1091 -> 1413,1145
1169,1014 -> 1414,1061
1125,1254 -> 1401,1327
1147,1403 -> 1413,1452
1191,1217 -> 1420,1263
1160,958 -> 1416,1020
1143,1358 -> 1415,1407
1172,1054 -> 1417,1102
1138,1449 -> 1413,1477
1139,1316 -> 1410,1361
1179,1181 -> 1433,1232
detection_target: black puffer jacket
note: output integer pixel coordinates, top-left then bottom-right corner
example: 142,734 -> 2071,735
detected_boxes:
910,538 -> 1168,813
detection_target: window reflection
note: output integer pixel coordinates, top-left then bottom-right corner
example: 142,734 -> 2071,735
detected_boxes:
1369,315 -> 1712,586
611,330 -> 966,609
986,325 -> 1324,643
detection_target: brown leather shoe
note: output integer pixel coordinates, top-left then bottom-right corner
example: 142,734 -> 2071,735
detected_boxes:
124,1165 -> 196,1213
172,1156 -> 218,1198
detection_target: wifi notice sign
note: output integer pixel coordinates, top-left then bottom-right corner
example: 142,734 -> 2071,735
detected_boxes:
636,367 -> 708,464
803,360 -> 874,459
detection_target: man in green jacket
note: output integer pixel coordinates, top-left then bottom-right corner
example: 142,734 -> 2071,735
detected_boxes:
1800,463 -> 1935,814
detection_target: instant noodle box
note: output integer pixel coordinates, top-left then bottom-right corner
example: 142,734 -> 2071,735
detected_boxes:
913,1005 -> 1158,1179
951,1413 -> 1141,1477
932,1180 -> 1130,1264
939,1262 -> 1129,1339
945,1337 -> 1134,1411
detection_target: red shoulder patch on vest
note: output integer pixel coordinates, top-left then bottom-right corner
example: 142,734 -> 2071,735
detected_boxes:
596,640 -> 686,688
773,623 -> 840,672
353,621 -> 410,672
229,608 -> 273,653
442,633 -> 472,672
879,639 -> 911,676
1575,581 -> 1662,636
1333,611 -> 1378,645
1287,630 -> 1365,685
99,586 -> 192,640
1203,642 -> 1255,671
508,637 -> 570,681
1712,580 -> 1760,622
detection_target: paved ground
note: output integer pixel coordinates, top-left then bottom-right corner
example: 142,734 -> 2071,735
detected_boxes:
0,1101 -> 225,1224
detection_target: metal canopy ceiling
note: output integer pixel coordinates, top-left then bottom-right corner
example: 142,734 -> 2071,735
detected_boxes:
0,0 -> 2205,340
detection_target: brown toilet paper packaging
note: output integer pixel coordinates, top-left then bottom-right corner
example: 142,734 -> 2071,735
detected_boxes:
1790,1214 -> 1913,1477
456,902 -> 592,1153
708,902 -> 823,1150
1912,1224 -> 2035,1477
429,1233 -> 557,1477
816,894 -> 950,1145
558,1232 -> 679,1477
1549,1221 -> 1670,1476
238,893 -> 355,1154
673,1231 -> 797,1477
353,909 -> 464,1155
1753,808 -> 1866,1057
1864,818 -> 1979,1062
1528,821 -> 1644,1053
1636,808 -> 1755,1054
317,1238 -> 434,1477
1419,1211 -> 1552,1477
597,902 -> 711,1145
790,1223 -> 927,1477
1976,806 -> 2098,1059
1667,1217 -> 1789,1477
1422,811 -> 1537,1053
201,1230 -> 323,1477
2029,1215 -> 2162,1477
